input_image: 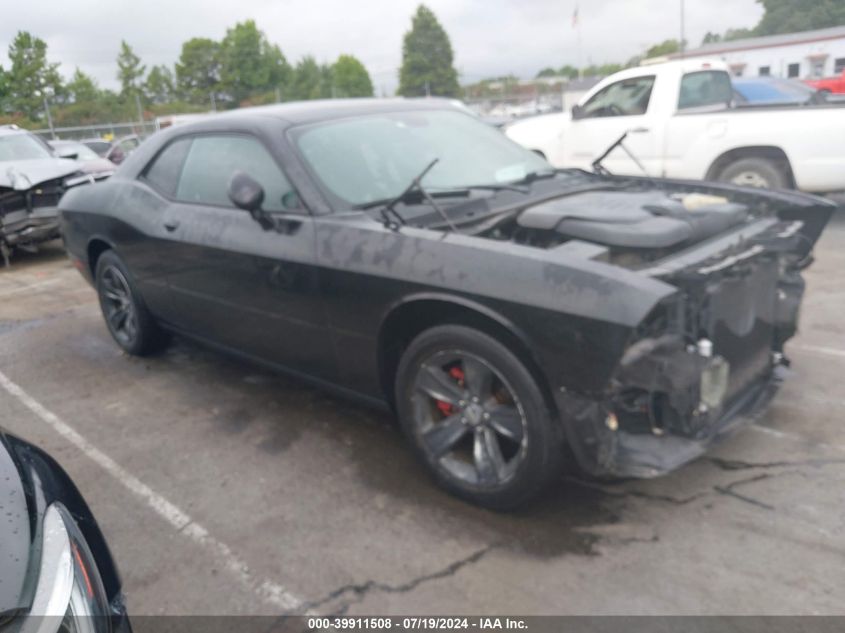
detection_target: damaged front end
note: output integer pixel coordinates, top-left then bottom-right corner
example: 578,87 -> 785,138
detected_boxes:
0,169 -> 106,266
555,192 -> 833,478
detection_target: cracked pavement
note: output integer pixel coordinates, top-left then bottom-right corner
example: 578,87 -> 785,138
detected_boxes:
1,210 -> 845,615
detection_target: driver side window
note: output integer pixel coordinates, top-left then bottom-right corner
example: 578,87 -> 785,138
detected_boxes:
581,75 -> 656,118
175,135 -> 299,212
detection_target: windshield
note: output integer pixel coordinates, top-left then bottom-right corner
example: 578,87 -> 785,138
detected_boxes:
292,109 -> 549,208
0,133 -> 53,161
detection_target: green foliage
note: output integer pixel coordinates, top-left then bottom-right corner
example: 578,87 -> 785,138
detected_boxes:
67,68 -> 99,103
5,31 -> 64,120
702,0 -> 844,46
219,20 -> 290,106
582,63 -> 624,77
332,55 -> 374,97
398,5 -> 460,97
3,18 -> 380,126
175,38 -> 221,106
0,65 -> 9,106
754,0 -> 845,35
144,65 -> 175,104
644,39 -> 684,58
116,40 -> 145,97
290,56 -> 332,100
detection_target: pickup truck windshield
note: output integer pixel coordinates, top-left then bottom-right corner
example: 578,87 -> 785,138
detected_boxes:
292,110 -> 549,208
0,133 -> 53,161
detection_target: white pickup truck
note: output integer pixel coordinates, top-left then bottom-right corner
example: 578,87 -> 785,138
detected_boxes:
505,59 -> 845,192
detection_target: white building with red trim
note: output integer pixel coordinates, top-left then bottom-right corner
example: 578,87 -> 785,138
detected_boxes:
668,25 -> 845,79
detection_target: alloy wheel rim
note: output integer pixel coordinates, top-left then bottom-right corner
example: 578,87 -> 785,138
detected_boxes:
100,266 -> 138,346
411,350 -> 528,488
731,170 -> 770,188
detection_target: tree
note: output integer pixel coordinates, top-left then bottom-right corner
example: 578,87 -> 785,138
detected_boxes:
219,20 -> 290,104
175,38 -> 221,106
398,5 -> 460,97
332,55 -> 374,97
144,65 -> 175,104
0,65 -> 8,109
6,31 -> 64,120
67,68 -> 99,102
290,56 -> 332,100
644,39 -> 683,59
754,0 -> 845,36
117,40 -> 146,98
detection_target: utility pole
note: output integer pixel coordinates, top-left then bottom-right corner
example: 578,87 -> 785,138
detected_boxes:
134,92 -> 144,127
680,0 -> 686,58
43,97 -> 56,140
425,80 -> 430,97
210,92 -> 217,112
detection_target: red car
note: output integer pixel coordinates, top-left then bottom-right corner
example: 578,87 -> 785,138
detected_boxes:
805,70 -> 845,94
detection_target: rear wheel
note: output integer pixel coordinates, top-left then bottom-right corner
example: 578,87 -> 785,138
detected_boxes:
95,250 -> 169,355
717,156 -> 790,189
395,325 -> 563,510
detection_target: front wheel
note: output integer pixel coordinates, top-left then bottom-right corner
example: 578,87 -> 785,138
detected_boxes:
95,250 -> 169,356
395,325 -> 563,510
717,156 -> 790,189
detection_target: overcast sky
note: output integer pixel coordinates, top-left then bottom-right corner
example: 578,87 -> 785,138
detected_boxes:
1,0 -> 763,94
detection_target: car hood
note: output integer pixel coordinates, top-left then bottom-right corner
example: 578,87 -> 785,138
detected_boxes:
0,158 -> 81,190
0,431 -> 35,616
76,158 -> 116,176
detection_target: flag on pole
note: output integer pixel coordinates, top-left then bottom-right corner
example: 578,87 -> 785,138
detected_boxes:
572,4 -> 579,27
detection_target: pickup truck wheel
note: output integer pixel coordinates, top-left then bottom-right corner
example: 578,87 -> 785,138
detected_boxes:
395,325 -> 562,510
717,157 -> 789,189
95,250 -> 169,356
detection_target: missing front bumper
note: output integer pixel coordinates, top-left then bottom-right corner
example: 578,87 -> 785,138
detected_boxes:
556,363 -> 784,479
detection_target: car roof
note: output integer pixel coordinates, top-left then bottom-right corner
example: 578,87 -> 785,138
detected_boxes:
0,126 -> 31,138
182,97 -> 465,129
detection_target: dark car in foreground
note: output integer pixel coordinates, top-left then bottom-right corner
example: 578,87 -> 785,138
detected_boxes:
0,429 -> 130,631
58,99 -> 833,509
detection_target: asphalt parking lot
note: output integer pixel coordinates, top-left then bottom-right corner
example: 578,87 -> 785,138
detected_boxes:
2,211 -> 845,616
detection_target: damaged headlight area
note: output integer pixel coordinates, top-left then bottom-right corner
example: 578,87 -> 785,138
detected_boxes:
21,504 -> 112,633
558,227 -> 806,479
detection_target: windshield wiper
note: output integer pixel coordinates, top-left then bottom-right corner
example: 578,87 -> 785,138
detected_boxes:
514,169 -> 558,184
363,158 -> 458,232
428,183 -> 530,195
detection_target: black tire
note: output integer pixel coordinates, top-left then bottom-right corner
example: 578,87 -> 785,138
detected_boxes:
395,325 -> 563,510
717,156 -> 790,189
95,250 -> 169,355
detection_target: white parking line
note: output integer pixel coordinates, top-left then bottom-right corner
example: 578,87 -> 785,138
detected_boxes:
0,369 -> 304,613
792,344 -> 845,360
0,277 -> 62,298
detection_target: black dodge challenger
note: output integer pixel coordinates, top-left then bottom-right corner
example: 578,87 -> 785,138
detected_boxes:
58,99 -> 833,509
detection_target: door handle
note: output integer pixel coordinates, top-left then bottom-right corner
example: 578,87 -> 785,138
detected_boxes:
163,219 -> 180,232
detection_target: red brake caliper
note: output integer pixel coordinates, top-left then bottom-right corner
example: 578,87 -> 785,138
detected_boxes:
435,366 -> 465,416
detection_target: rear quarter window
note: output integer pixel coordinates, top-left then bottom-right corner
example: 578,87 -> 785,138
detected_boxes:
142,138 -> 192,196
678,71 -> 733,110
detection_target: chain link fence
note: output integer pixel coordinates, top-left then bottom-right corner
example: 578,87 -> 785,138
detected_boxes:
30,120 -> 159,142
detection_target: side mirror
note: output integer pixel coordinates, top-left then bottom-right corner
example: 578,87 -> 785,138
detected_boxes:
571,104 -> 584,120
228,171 -> 265,213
